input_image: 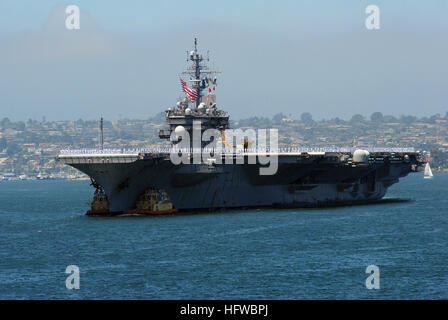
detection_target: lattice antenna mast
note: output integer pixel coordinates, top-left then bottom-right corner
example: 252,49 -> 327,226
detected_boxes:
182,38 -> 219,107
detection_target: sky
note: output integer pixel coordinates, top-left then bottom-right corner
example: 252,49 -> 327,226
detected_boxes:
0,0 -> 447,121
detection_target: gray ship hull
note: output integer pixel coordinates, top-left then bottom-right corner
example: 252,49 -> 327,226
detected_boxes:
58,152 -> 422,212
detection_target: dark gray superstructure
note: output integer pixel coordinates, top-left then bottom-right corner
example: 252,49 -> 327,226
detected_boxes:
57,39 -> 426,213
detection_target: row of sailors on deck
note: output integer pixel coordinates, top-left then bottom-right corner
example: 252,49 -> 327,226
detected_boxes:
59,147 -> 415,155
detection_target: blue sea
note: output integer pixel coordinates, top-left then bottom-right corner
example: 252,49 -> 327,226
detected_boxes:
0,173 -> 447,299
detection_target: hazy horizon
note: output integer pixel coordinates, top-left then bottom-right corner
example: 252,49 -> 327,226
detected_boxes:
1,1 -> 447,121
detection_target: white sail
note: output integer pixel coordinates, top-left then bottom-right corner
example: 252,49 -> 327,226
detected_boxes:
424,163 -> 433,179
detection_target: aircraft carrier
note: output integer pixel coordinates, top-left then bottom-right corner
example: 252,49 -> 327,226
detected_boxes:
56,39 -> 427,215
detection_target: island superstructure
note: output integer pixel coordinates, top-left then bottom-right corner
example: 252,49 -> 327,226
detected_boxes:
56,39 -> 427,215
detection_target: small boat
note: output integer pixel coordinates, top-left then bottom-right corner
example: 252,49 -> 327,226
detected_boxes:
86,188 -> 110,215
125,188 -> 178,215
424,163 -> 434,179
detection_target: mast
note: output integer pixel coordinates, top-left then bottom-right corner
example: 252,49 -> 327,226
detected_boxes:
159,39 -> 229,142
99,116 -> 104,150
192,38 -> 201,108
183,38 -> 217,108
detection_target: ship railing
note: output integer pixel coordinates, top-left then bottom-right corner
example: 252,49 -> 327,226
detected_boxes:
167,109 -> 228,117
58,148 -> 156,155
169,147 -> 416,154
59,147 -> 415,156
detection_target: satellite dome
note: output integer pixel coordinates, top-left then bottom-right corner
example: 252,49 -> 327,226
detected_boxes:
352,149 -> 370,163
170,126 -> 187,142
174,126 -> 186,135
185,108 -> 192,115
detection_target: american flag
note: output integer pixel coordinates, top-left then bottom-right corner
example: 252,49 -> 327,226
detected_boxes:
180,77 -> 198,103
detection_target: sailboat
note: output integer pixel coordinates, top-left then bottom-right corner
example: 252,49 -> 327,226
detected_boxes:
424,163 -> 434,179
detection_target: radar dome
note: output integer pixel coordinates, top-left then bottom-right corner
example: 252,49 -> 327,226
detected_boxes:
174,126 -> 186,135
352,149 -> 370,163
171,126 -> 187,142
185,108 -> 192,115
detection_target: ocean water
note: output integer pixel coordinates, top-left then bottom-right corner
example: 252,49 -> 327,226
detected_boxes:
0,173 -> 447,299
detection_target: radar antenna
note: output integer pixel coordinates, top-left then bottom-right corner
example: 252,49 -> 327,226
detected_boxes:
182,38 -> 219,107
